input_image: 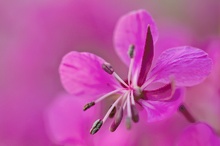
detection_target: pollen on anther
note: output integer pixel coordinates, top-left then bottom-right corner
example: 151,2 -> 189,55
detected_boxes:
126,117 -> 132,129
90,119 -> 103,135
83,102 -> 95,111
109,106 -> 117,118
102,62 -> 114,74
110,107 -> 123,132
131,105 -> 139,123
128,44 -> 135,58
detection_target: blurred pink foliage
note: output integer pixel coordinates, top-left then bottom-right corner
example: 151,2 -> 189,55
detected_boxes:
177,123 -> 220,146
0,0 -> 131,145
0,0 -> 219,146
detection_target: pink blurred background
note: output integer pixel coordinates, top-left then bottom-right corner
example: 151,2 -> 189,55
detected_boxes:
0,0 -> 219,145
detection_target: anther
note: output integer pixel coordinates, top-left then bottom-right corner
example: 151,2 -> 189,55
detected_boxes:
115,107 -> 123,125
110,107 -> 123,132
90,119 -> 103,135
83,102 -> 95,111
109,106 -> 116,118
109,121 -> 117,132
127,45 -> 135,85
128,44 -> 135,58
126,117 -> 132,129
131,105 -> 139,123
102,62 -> 114,74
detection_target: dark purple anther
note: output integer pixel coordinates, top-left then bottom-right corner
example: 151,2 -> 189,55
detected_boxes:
90,119 -> 103,135
102,62 -> 114,74
109,106 -> 117,118
110,107 -> 123,132
83,102 -> 95,111
126,117 -> 132,129
131,105 -> 139,123
128,44 -> 135,58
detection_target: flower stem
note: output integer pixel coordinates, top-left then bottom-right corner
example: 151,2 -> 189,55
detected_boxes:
178,104 -> 196,123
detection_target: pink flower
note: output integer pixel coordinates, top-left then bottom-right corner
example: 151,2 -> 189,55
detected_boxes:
59,10 -> 212,134
177,123 -> 220,146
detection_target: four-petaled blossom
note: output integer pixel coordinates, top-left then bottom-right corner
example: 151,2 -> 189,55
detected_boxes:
59,9 -> 212,134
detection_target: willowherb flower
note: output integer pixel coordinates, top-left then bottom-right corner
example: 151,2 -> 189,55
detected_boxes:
59,9 -> 212,134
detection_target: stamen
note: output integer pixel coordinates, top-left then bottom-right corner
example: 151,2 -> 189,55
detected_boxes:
102,62 -> 129,88
109,106 -> 116,118
122,92 -> 129,109
90,119 -> 103,135
110,107 -> 123,132
126,117 -> 132,129
128,91 -> 139,123
113,72 -> 129,88
123,100 -> 127,109
128,44 -> 135,58
126,92 -> 132,119
95,88 -> 124,103
131,105 -> 139,123
102,62 -> 114,74
126,92 -> 132,129
83,102 -> 95,111
130,90 -> 135,105
128,45 -> 135,85
102,94 -> 124,123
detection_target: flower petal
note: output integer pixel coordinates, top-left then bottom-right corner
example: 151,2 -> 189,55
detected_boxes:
145,80 -> 175,101
114,9 -> 158,71
139,88 -> 184,122
45,94 -> 96,145
177,123 -> 220,146
137,26 -> 154,86
59,51 -> 119,99
148,46 -> 212,86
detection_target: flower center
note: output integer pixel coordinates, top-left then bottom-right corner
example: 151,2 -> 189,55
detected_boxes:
84,45 -> 144,135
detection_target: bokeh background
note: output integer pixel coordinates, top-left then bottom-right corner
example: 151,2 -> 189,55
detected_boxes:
0,0 -> 219,145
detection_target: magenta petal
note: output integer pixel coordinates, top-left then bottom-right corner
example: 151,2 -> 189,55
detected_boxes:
114,9 -> 158,70
139,88 -> 184,122
137,26 -> 154,86
145,82 -> 173,101
177,123 -> 220,146
148,46 -> 212,86
59,51 -> 118,99
45,94 -> 95,145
